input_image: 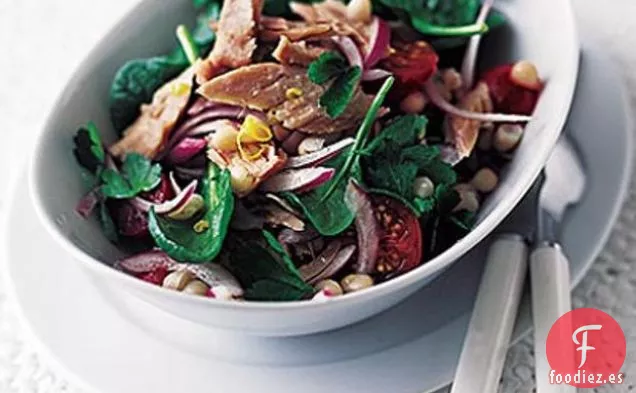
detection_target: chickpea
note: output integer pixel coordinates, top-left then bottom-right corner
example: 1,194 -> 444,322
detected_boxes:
494,124 -> 524,152
183,280 -> 210,296
341,274 -> 374,293
163,270 -> 195,291
229,165 -> 256,195
413,176 -> 435,199
471,168 -> 499,193
510,60 -> 541,90
441,68 -> 463,92
400,90 -> 428,114
346,0 -> 372,23
315,279 -> 344,296
208,122 -> 239,152
453,184 -> 480,213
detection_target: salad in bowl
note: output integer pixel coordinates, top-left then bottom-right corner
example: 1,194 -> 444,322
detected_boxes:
70,0 -> 542,303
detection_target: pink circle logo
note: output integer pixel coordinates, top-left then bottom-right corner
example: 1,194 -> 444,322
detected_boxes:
546,308 -> 626,388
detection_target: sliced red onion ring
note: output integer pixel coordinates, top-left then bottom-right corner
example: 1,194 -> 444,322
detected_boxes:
364,17 -> 392,68
461,0 -> 495,88
333,36 -> 363,69
344,179 -> 380,274
261,167 -> 335,193
115,249 -> 178,273
169,171 -> 182,194
362,69 -> 392,81
437,144 -> 463,166
75,188 -> 100,218
424,79 -> 532,122
165,137 -> 207,165
131,180 -> 198,214
285,138 -> 355,169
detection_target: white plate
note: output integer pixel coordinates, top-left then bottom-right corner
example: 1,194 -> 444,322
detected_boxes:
3,44 -> 631,393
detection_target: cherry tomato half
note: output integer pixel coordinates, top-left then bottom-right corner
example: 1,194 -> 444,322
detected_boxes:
481,64 -> 539,115
382,41 -> 439,99
372,196 -> 423,276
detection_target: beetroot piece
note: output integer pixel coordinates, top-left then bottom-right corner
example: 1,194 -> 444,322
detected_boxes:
138,266 -> 169,286
110,200 -> 150,239
140,174 -> 175,204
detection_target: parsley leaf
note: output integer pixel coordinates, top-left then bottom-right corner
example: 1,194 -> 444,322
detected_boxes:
223,231 -> 314,301
101,153 -> 162,199
73,122 -> 105,175
307,51 -> 363,119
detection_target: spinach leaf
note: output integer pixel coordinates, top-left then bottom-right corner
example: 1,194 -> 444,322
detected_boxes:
109,56 -> 187,133
223,231 -> 314,301
99,202 -> 119,243
148,162 -> 234,263
284,149 -> 363,236
73,122 -> 105,175
307,51 -> 363,118
109,0 -> 221,133
284,77 -> 395,236
375,0 -> 503,37
100,153 -> 162,199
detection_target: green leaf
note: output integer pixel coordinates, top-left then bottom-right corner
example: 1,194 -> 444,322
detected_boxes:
109,57 -> 187,133
363,115 -> 428,154
320,66 -> 362,118
176,25 -> 200,65
449,210 -> 476,231
98,201 -> 119,243
100,153 -> 162,199
413,196 -> 436,215
308,52 -> 348,84
148,163 -> 234,263
420,159 -> 457,185
285,149 -> 363,236
191,0 -> 221,55
321,76 -> 395,201
73,122 -> 106,175
223,232 -> 314,301
435,184 -> 461,214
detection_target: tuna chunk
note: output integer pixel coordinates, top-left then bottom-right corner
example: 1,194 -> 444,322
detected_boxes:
259,17 -> 335,42
272,36 -> 328,66
109,63 -> 198,159
197,63 -> 374,135
197,0 -> 264,82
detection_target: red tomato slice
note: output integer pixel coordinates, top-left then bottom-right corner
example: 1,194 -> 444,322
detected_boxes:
481,64 -> 540,115
382,41 -> 439,99
372,196 -> 423,276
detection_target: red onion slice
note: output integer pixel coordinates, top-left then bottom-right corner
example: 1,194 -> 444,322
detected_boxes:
285,138 -> 355,169
364,17 -> 392,68
461,0 -> 495,88
424,79 -> 532,122
115,249 -> 178,273
169,171 -> 182,194
75,188 -> 100,218
333,36 -> 363,69
131,180 -> 198,214
165,137 -> 207,165
261,167 -> 335,193
362,69 -> 392,81
344,179 -> 380,274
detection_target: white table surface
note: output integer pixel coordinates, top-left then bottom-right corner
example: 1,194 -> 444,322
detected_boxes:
0,1 -> 635,392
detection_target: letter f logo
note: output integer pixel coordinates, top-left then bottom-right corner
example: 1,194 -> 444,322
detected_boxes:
572,324 -> 602,368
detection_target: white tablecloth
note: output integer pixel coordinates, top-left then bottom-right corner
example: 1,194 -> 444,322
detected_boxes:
0,1 -> 634,392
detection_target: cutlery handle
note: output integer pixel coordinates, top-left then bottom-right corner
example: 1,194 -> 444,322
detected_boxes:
451,234 -> 528,393
530,243 -> 575,393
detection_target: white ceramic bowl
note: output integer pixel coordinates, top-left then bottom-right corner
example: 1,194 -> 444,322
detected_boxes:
29,0 -> 579,336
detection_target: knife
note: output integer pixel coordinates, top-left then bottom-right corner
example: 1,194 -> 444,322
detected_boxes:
531,137 -> 586,393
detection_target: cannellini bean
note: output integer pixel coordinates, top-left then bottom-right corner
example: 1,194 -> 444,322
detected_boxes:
413,176 -> 435,199
298,136 -> 327,156
454,184 -> 480,213
493,124 -> 524,152
182,280 -> 210,296
163,270 -> 196,291
510,60 -> 541,90
341,274 -> 374,293
346,0 -> 372,23
471,168 -> 499,193
441,68 -> 463,92
315,279 -> 344,296
400,90 -> 428,114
